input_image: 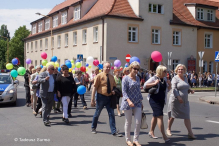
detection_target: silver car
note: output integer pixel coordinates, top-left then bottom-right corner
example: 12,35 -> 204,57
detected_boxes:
0,73 -> 19,106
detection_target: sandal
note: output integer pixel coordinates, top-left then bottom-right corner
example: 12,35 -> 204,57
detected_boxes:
126,141 -> 133,146
133,141 -> 141,146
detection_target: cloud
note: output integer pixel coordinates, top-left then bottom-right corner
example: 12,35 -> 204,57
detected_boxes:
0,9 -> 51,37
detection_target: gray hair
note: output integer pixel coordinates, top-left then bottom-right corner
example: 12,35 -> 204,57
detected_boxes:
36,65 -> 41,69
103,61 -> 111,67
47,65 -> 54,70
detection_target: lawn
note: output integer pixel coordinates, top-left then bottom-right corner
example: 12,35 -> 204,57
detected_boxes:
191,87 -> 218,90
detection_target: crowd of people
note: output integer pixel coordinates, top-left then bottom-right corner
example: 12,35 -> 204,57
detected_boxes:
23,61 -> 197,146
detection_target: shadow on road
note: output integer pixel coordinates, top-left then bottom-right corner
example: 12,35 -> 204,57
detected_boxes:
0,98 -> 26,108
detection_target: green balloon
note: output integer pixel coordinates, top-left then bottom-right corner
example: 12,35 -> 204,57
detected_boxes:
17,67 -> 26,76
42,60 -> 48,66
71,60 -> 74,64
6,63 -> 13,70
76,62 -> 81,68
10,70 -> 18,78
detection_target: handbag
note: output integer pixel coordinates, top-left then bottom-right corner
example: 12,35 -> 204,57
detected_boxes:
32,83 -> 40,89
144,76 -> 158,94
140,112 -> 148,129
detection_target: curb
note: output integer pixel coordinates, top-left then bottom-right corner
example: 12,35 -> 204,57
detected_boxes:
193,90 -> 216,92
199,97 -> 219,105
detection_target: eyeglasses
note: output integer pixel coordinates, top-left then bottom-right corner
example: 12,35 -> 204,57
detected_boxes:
126,70 -> 130,72
133,68 -> 139,71
51,68 -> 54,70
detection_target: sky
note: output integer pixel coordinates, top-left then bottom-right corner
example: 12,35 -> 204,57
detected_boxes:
0,0 -> 65,37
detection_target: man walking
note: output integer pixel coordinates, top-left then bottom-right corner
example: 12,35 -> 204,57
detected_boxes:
91,62 -> 122,137
24,64 -> 34,107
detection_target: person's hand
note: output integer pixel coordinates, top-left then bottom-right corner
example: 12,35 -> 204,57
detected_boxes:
190,90 -> 195,94
91,99 -> 96,107
177,96 -> 184,104
128,100 -> 134,107
154,79 -> 159,85
45,76 -> 50,80
32,80 -> 37,84
112,91 -> 115,95
57,92 -> 61,98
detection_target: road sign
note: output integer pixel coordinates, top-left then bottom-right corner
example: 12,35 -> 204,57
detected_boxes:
126,54 -> 131,62
198,51 -> 204,59
77,54 -> 83,61
215,51 -> 219,62
109,57 -> 117,60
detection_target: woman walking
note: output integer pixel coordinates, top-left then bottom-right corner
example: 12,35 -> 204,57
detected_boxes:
144,65 -> 171,143
120,61 -> 143,146
29,68 -> 36,109
167,64 -> 196,139
114,69 -> 122,117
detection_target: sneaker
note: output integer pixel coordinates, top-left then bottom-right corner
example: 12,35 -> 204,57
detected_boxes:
56,108 -> 61,112
91,128 -> 97,134
64,118 -> 69,124
44,121 -> 51,126
113,132 -> 123,137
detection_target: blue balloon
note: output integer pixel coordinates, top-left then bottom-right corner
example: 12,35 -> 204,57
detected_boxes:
129,56 -> 140,64
65,60 -> 71,64
125,65 -> 128,67
77,85 -> 86,95
51,56 -> 57,62
65,62 -> 72,68
76,59 -> 80,63
86,63 -> 89,67
12,58 -> 18,65
58,67 -> 61,72
98,64 -> 103,69
40,65 -> 43,68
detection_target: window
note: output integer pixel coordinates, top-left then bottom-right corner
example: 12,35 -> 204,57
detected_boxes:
207,10 -> 214,21
58,35 -> 61,48
73,32 -> 77,45
82,29 -> 87,44
26,43 -> 29,52
53,15 -> 58,28
209,62 -> 213,73
61,11 -> 67,25
172,60 -> 180,70
31,42 -> 33,51
128,27 -> 138,42
173,31 -> 181,45
38,22 -> 42,32
40,60 -> 42,65
93,27 -> 98,42
152,29 -> 160,44
74,6 -> 81,20
32,24 -> 36,34
149,4 -> 163,14
45,38 -> 48,49
205,34 -> 212,48
203,61 -> 207,73
45,19 -> 50,30
65,34 -> 68,46
35,60 -> 37,66
40,40 -> 42,50
35,41 -> 37,51
52,37 -> 54,48
197,8 -> 204,20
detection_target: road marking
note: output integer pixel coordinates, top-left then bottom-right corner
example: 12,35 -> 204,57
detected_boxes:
206,120 -> 219,124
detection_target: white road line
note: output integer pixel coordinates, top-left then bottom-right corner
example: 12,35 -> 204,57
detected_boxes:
206,120 -> 219,124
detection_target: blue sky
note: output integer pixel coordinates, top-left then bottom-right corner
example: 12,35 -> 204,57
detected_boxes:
0,0 -> 65,37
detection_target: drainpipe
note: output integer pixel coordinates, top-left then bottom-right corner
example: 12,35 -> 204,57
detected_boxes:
101,17 -> 104,62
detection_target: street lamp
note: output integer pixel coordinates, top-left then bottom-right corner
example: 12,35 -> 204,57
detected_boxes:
0,35 -> 9,63
35,12 -> 53,56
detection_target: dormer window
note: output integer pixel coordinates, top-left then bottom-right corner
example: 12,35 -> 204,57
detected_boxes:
45,19 -> 50,30
197,8 -> 204,20
53,15 -> 58,28
38,22 -> 42,32
61,11 -> 67,25
32,24 -> 36,34
74,6 -> 81,20
149,4 -> 163,14
207,10 -> 213,21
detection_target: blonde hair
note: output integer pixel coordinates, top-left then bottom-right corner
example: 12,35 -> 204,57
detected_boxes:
129,61 -> 140,70
39,67 -> 47,74
123,67 -> 129,74
156,65 -> 167,77
32,68 -> 36,72
174,64 -> 187,74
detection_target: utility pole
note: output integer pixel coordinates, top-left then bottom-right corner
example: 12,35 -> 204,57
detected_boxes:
168,52 -> 172,71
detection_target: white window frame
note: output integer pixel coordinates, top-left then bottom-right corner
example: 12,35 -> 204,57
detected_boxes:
173,31 -> 181,45
45,38 -> 48,49
65,33 -> 68,47
40,40 -> 42,50
35,41 -> 37,51
93,27 -> 98,42
197,8 -> 204,20
61,11 -> 67,25
53,15 -> 58,28
31,42 -> 33,51
38,22 -> 42,33
26,43 -> 29,52
32,24 -> 36,34
152,29 -> 160,44
74,6 -> 81,20
205,34 -> 213,48
149,4 -> 163,14
128,27 -> 138,42
73,31 -> 77,45
172,60 -> 180,70
82,29 -> 87,44
207,10 -> 214,21
45,18 -> 50,30
58,35 -> 61,48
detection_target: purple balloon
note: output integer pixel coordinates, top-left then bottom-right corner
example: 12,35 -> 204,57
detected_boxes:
114,60 -> 121,68
26,59 -> 31,64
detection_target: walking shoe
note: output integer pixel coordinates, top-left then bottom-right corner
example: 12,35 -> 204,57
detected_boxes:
64,118 -> 69,124
44,121 -> 51,126
83,106 -> 87,110
56,108 -> 61,112
91,128 -> 97,134
62,117 -> 65,121
113,132 -> 123,137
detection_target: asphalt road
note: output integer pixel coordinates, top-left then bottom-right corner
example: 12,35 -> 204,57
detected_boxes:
0,80 -> 219,146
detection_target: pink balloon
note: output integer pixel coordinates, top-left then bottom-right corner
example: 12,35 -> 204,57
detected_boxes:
111,66 -> 114,70
93,60 -> 99,66
114,66 -> 117,70
41,52 -> 47,59
151,51 -> 162,62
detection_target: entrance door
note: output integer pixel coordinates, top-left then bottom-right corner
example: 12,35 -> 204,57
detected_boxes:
150,59 -> 159,71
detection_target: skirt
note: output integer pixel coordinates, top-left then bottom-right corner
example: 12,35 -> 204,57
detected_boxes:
149,97 -> 165,117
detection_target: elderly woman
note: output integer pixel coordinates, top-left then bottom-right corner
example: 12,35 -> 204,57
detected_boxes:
167,64 -> 196,139
120,61 -> 143,146
123,67 -> 130,78
114,69 -> 122,117
144,65 -> 171,143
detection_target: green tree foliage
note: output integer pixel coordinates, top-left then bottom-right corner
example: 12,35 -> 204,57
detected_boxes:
0,25 -> 10,41
0,40 -> 7,69
8,26 -> 30,66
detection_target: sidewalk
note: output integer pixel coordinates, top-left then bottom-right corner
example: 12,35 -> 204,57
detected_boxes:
16,76 -> 24,82
199,96 -> 219,105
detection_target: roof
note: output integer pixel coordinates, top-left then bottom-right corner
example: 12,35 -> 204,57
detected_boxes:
25,0 -> 142,40
172,0 -> 219,29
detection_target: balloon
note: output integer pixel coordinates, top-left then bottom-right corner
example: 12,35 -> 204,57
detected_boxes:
86,68 -> 88,72
55,62 -> 59,68
82,72 -> 85,75
6,63 -> 13,70
72,63 -> 75,68
120,68 -> 123,71
93,60 -> 99,66
87,56 -> 94,63
58,67 -> 61,72
88,65 -> 92,69
40,65 -> 43,68
80,66 -> 86,72
71,60 -> 74,63
42,60 -> 48,66
111,66 -> 114,70
12,58 -> 18,65
86,63 -> 89,67
65,60 -> 71,64
26,59 -> 31,64
151,51 -> 162,62
99,70 -> 101,73
76,59 -> 80,63
114,60 -> 121,67
51,56 -> 57,62
69,68 -> 72,72
114,66 -> 117,70
76,62 -> 81,68
10,70 -> 18,78
129,56 -> 140,64
65,62 -> 72,68
77,85 -> 86,95
72,70 -> 75,74
17,67 -> 26,75
46,62 -> 55,67
41,52 -> 47,59
98,64 -> 103,69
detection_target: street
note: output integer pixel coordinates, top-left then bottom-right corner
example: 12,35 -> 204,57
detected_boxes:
0,80 -> 219,146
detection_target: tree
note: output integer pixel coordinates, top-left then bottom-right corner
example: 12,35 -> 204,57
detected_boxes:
0,40 -> 7,68
8,26 -> 30,66
0,25 -> 10,41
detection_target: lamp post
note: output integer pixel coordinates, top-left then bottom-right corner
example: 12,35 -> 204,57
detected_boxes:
0,36 -> 9,63
167,52 -> 172,72
35,12 -> 53,56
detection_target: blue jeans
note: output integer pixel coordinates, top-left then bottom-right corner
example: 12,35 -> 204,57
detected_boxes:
91,93 -> 116,134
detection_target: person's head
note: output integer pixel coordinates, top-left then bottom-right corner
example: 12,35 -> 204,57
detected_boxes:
54,67 -> 58,74
36,65 -> 41,73
62,66 -> 69,76
39,67 -> 47,74
103,61 -> 111,74
114,69 -> 120,77
174,64 -> 187,76
76,71 -> 82,77
156,65 -> 167,78
61,65 -> 67,72
129,61 -> 140,76
92,70 -> 94,74
29,64 -> 34,72
47,65 -> 54,75
123,67 -> 130,75
94,67 -> 99,75
32,68 -> 36,74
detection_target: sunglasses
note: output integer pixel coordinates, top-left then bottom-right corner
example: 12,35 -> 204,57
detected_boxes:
126,70 -> 130,72
133,68 -> 139,71
51,68 -> 54,70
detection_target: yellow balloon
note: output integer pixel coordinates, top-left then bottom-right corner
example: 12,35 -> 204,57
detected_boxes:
55,62 -> 59,68
69,68 -> 72,72
6,63 -> 13,70
72,70 -> 75,74
46,62 -> 55,67
72,63 -> 75,68
99,70 -> 101,73
86,68 -> 88,72
88,65 -> 92,69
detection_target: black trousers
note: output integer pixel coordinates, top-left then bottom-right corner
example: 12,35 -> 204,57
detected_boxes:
68,96 -> 73,115
35,98 -> 42,113
74,93 -> 87,107
88,82 -> 93,91
25,86 -> 31,104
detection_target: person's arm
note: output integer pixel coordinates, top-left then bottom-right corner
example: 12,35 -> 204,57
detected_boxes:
143,77 -> 159,89
37,73 -> 49,83
172,77 -> 183,103
91,76 -> 100,107
122,77 -> 134,107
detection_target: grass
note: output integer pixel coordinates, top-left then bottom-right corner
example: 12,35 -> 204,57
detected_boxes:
192,87 -> 217,90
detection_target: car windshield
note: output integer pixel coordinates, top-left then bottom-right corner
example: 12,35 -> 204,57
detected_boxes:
0,75 -> 12,84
